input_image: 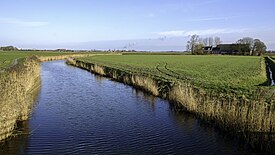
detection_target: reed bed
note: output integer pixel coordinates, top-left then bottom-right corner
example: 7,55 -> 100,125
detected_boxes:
38,53 -> 94,62
0,56 -> 41,141
69,56 -> 275,152
0,52 -> 116,141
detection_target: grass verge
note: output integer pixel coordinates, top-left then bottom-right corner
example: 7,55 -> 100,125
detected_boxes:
70,54 -> 275,152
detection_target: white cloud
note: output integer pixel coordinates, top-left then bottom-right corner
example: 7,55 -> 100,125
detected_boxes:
157,28 -> 247,37
0,17 -> 48,27
185,15 -> 241,22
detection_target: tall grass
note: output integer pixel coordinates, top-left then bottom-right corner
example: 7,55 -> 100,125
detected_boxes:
69,57 -> 275,152
0,53 -> 99,141
37,53 -> 95,62
0,56 -> 41,141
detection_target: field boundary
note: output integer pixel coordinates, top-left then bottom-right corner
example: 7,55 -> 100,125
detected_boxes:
68,58 -> 275,152
0,56 -> 40,141
0,53 -> 113,142
266,56 -> 275,86
0,59 -> 18,73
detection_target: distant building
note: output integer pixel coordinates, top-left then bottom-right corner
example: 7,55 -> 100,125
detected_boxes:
56,49 -> 67,51
203,46 -> 212,54
203,44 -> 250,55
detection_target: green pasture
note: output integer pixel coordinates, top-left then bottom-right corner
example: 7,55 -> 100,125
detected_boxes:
0,51 -> 83,69
78,54 -> 267,93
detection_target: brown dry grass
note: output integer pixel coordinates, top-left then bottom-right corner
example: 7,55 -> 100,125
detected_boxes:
0,53 -> 114,141
0,56 -> 41,141
169,84 -> 275,133
38,53 -> 94,62
69,58 -> 275,151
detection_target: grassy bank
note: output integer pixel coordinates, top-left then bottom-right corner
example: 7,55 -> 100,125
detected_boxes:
0,51 -> 97,69
70,54 -> 275,152
78,55 -> 268,95
0,56 -> 41,141
0,51 -> 100,141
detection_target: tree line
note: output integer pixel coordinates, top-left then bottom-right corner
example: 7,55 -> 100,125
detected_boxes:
186,35 -> 222,55
0,46 -> 18,51
186,35 -> 267,56
236,37 -> 267,56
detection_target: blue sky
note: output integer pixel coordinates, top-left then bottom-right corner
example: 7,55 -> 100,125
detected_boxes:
0,0 -> 275,50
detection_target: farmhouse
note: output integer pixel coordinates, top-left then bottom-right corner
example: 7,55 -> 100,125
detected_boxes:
203,46 -> 212,54
204,44 -> 250,55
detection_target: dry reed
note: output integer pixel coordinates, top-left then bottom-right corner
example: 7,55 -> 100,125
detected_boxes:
69,59 -> 275,152
0,53 -> 112,141
0,56 -> 41,141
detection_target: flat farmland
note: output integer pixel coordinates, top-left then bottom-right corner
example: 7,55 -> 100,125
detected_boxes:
0,51 -> 88,69
78,54 -> 267,93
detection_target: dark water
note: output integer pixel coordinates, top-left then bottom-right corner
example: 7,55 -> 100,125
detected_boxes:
0,61 -> 260,154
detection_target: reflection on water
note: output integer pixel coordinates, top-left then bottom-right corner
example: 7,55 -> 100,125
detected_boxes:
0,121 -> 30,155
0,77 -> 41,155
95,74 -> 105,83
0,60 -> 266,154
132,89 -> 158,110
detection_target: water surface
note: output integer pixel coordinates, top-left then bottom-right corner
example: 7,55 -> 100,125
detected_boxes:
0,61 -> 259,154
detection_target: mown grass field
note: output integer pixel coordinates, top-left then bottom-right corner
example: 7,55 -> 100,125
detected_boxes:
0,51 -> 87,69
78,54 -> 267,93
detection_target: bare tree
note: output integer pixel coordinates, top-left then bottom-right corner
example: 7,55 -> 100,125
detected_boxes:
187,35 -> 223,54
214,37 -> 222,46
208,37 -> 214,46
187,34 -> 200,54
201,37 -> 214,46
202,38 -> 208,46
186,44 -> 190,52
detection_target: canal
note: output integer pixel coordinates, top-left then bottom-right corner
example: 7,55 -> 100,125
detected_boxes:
0,60 -> 258,154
